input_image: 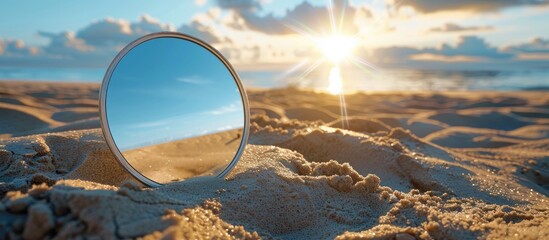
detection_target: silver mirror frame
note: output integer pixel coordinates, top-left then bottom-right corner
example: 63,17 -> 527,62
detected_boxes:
99,32 -> 250,187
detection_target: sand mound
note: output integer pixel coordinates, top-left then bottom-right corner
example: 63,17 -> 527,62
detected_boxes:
1,135 -> 548,239
0,129 -> 132,195
0,104 -> 56,137
511,108 -> 549,119
425,125 -> 549,149
51,108 -> 98,123
426,109 -> 532,131
250,115 -> 546,205
326,117 -> 391,134
0,81 -> 98,139
44,117 -> 101,133
250,102 -> 287,120
425,127 -> 519,148
285,107 -> 338,122
376,117 -> 448,138
508,125 -> 549,139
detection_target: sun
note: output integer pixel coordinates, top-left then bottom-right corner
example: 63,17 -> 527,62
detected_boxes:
316,35 -> 357,64
315,35 -> 357,95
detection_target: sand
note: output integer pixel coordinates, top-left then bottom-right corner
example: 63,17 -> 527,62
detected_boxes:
123,129 -> 244,183
0,81 -> 548,239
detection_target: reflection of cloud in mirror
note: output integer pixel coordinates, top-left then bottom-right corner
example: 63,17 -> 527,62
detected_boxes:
217,125 -> 236,131
209,101 -> 239,115
126,115 -> 190,129
177,75 -> 212,85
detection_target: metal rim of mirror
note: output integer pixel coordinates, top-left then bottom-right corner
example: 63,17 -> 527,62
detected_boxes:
99,31 -> 250,187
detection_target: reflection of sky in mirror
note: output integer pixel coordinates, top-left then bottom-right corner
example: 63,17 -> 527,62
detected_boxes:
106,37 -> 244,151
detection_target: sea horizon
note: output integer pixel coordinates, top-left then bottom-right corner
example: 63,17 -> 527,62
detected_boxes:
1,66 -> 548,92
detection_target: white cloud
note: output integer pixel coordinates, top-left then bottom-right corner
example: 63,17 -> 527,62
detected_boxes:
177,76 -> 213,85
217,125 -> 236,131
209,102 -> 240,115
195,0 -> 207,6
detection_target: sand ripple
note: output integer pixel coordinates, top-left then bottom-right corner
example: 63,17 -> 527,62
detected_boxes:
0,82 -> 548,239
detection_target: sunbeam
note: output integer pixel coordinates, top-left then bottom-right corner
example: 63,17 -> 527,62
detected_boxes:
281,0 -> 383,129
328,66 -> 343,95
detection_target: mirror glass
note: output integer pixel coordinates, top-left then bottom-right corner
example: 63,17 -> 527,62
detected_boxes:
102,35 -> 247,186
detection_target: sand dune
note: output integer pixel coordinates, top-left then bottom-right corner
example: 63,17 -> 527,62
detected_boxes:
0,81 -> 99,139
0,82 -> 548,239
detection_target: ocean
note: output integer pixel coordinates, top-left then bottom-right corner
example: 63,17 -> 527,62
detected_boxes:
1,67 -> 548,91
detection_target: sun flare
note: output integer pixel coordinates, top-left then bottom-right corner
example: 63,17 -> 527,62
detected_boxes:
316,35 -> 357,64
284,0 -> 377,127
328,66 -> 343,95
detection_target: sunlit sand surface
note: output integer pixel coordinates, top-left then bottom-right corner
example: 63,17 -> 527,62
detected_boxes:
123,129 -> 243,183
0,81 -> 548,239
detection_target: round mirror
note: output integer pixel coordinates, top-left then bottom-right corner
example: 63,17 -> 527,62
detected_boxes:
99,32 -> 249,187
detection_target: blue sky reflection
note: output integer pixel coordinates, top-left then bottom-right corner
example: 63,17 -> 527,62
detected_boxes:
105,37 -> 243,151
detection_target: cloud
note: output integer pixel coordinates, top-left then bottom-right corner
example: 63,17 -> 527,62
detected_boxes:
75,15 -> 173,47
195,0 -> 207,7
131,15 -> 175,34
397,0 -> 549,13
217,0 -> 364,35
0,39 -> 39,57
218,44 -> 264,64
1,3 -> 548,73
216,0 -> 261,11
0,15 -> 229,68
368,46 -> 421,64
75,18 -> 133,48
177,76 -> 213,85
209,102 -> 239,115
503,37 -> 549,60
505,37 -> 549,53
369,35 -> 517,69
38,31 -> 94,55
0,16 -> 166,68
178,20 -> 228,43
429,23 -> 493,32
424,36 -> 512,59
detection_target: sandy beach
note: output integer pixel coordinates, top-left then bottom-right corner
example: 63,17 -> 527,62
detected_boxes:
0,81 -> 548,239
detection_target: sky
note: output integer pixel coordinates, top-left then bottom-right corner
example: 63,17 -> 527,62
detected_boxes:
1,0 -> 549,82
105,37 -> 244,151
